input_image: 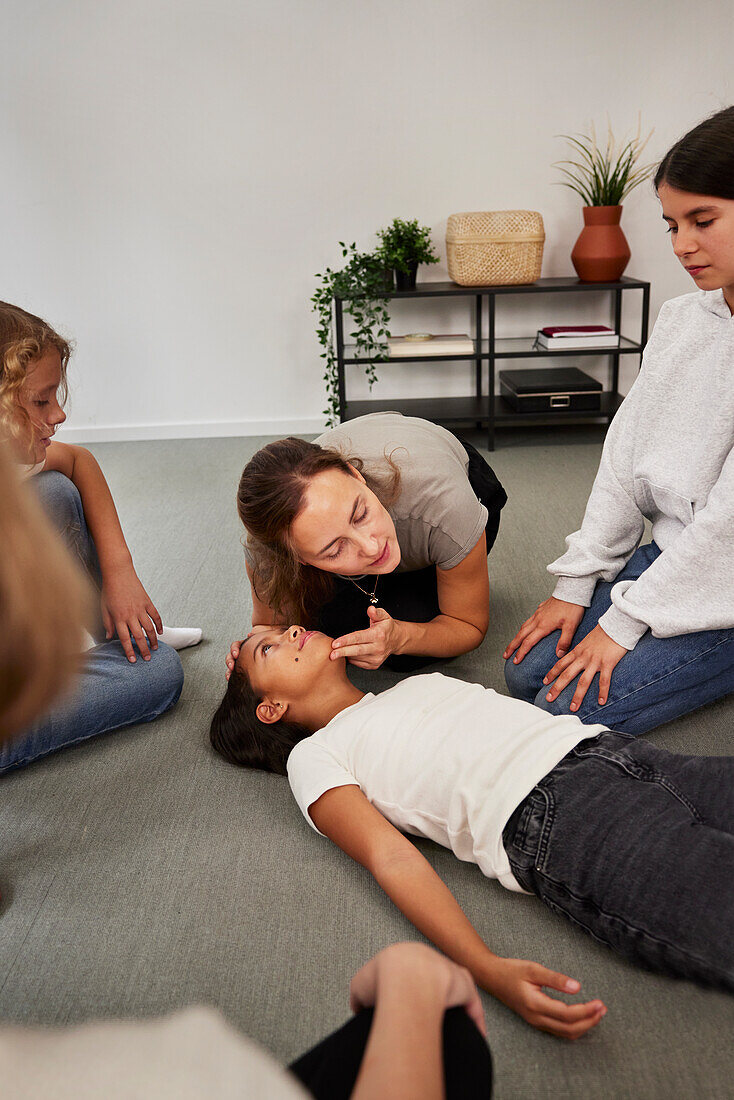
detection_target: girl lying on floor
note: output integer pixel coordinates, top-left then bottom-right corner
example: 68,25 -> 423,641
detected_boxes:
211,624 -> 734,1040
0,300 -> 200,773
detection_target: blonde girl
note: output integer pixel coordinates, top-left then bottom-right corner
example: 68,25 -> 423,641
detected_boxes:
0,301 -> 188,772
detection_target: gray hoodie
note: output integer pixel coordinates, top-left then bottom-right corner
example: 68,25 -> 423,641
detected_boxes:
548,289 -> 734,650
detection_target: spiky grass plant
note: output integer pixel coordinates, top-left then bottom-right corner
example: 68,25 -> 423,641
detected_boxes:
555,118 -> 655,206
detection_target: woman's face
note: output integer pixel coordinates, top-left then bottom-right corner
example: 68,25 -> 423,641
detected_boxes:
658,183 -> 734,310
12,347 -> 66,464
289,466 -> 401,576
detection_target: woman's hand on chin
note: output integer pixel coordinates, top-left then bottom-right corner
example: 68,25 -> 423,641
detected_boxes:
331,605 -> 405,669
488,958 -> 606,1039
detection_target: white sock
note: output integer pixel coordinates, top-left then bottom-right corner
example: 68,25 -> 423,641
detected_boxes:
80,625 -> 203,653
158,625 -> 203,651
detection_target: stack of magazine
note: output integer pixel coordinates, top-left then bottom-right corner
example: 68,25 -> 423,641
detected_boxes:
534,325 -> 619,350
387,333 -> 474,357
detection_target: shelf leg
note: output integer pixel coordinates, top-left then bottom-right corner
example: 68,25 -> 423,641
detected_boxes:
335,299 -> 346,422
487,293 -> 495,451
640,283 -> 650,349
475,294 -> 482,430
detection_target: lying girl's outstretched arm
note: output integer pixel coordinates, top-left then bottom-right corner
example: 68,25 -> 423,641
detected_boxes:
310,784 -> 606,1040
44,441 -> 162,662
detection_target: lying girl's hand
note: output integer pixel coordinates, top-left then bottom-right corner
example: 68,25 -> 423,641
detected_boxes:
100,566 -> 163,663
225,639 -> 244,681
331,605 -> 404,669
542,623 -> 627,712
490,958 -> 606,1039
504,597 -> 585,664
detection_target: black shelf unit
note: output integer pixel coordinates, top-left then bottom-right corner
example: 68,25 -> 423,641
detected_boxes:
334,275 -> 650,450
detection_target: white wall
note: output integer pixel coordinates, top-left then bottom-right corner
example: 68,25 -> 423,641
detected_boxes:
2,0 -> 732,441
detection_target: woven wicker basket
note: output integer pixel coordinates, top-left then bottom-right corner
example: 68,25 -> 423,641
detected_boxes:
446,210 -> 545,286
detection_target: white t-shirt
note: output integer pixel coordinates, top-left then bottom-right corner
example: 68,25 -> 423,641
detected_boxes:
287,674 -> 605,892
0,1007 -> 309,1099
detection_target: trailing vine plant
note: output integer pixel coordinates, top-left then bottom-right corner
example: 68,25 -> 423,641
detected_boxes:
312,242 -> 392,426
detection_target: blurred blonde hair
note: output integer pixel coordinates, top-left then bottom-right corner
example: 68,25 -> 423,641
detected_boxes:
0,301 -> 71,462
0,443 -> 90,740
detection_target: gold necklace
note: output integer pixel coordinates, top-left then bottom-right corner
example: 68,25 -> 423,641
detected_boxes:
342,573 -> 380,606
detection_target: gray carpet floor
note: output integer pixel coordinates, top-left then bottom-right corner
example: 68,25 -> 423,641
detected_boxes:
1,425 -> 732,1098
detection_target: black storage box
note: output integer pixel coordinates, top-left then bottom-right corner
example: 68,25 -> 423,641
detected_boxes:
499,367 -> 602,413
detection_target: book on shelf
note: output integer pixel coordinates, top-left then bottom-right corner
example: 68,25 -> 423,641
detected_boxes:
535,325 -> 619,350
387,333 -> 474,357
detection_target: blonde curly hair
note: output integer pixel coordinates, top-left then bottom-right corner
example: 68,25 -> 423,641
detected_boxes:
0,301 -> 71,461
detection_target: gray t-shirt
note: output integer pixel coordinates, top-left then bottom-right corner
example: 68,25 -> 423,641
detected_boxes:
314,413 -> 487,572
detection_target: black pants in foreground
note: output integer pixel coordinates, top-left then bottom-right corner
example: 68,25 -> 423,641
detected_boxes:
316,438 -> 507,672
289,1006 -> 493,1099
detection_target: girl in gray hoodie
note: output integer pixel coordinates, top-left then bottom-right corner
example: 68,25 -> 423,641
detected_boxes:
504,106 -> 734,734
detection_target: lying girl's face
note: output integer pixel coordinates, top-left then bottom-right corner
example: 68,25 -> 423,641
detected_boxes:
239,625 -> 337,702
289,467 -> 401,577
658,183 -> 734,304
15,347 -> 67,464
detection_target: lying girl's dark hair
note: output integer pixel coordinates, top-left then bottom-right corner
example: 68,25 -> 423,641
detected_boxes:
655,105 -> 734,199
209,665 -> 311,775
237,436 -> 401,625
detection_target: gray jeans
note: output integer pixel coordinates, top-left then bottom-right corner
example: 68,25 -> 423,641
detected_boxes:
503,731 -> 734,989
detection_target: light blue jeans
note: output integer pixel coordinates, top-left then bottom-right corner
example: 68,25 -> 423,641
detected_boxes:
0,472 -> 184,774
504,543 -> 734,735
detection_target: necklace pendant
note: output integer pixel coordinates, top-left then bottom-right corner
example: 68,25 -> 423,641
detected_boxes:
370,596 -> 379,606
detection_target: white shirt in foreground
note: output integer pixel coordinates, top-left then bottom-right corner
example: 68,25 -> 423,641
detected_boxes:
287,674 -> 606,892
0,1007 -> 308,1100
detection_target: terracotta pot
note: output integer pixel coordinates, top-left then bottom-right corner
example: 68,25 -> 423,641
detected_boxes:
571,205 -> 631,282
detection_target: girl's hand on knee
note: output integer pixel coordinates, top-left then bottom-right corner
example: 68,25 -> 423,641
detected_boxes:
101,567 -> 162,663
490,958 -> 606,1039
504,598 -> 584,664
543,624 -> 627,711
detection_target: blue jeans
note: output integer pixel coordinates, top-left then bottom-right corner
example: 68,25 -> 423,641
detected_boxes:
1,473 -> 184,774
504,543 -> 734,734
503,731 -> 734,990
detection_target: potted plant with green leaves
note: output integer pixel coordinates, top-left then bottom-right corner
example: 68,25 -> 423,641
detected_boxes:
312,242 -> 392,427
555,119 -> 654,281
377,217 -> 439,290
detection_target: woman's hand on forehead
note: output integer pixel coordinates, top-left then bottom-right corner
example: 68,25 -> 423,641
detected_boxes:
225,629 -> 266,679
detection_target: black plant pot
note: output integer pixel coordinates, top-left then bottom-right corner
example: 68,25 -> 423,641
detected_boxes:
379,266 -> 395,292
394,262 -> 419,291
